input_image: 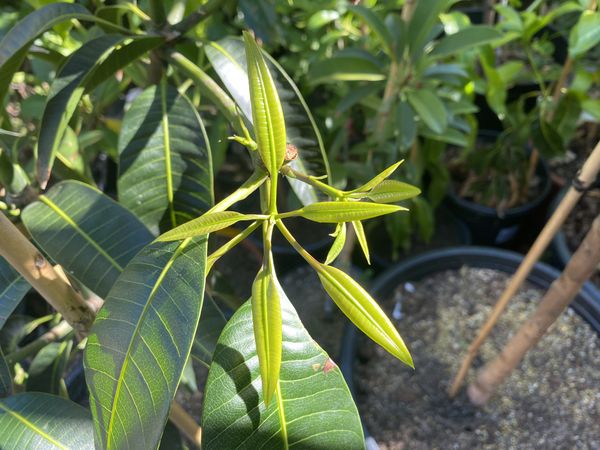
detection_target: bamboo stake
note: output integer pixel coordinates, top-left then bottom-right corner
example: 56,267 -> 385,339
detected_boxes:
468,213 -> 600,405
448,140 -> 600,397
0,213 -> 203,447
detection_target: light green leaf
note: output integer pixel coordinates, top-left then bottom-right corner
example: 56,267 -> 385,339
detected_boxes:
569,11 -> 600,58
421,127 -> 469,147
37,34 -> 162,188
350,161 -> 403,194
0,347 -> 12,398
307,10 -> 340,30
406,89 -> 448,134
366,180 -> 421,203
317,264 -> 412,367
348,5 -> 394,56
26,341 -> 72,396
325,222 -> 347,265
0,392 -> 94,449
309,56 -> 385,84
205,37 -> 331,205
202,292 -> 364,449
84,236 -> 207,450
251,253 -> 282,405
22,181 -> 154,298
430,26 -> 502,58
118,79 -> 213,234
0,257 -> 29,330
291,201 -> 405,223
243,32 -> 286,177
352,220 -> 370,265
157,211 -> 265,242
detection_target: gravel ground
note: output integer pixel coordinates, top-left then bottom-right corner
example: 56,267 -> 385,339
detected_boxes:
355,267 -> 600,450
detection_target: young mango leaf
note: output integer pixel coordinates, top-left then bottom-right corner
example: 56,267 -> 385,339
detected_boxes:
349,160 -> 403,194
84,236 -> 207,450
0,392 -> 94,449
309,55 -> 385,84
325,222 -> 347,265
37,35 -> 163,187
205,37 -> 331,205
0,3 -> 125,105
348,5 -> 394,56
0,347 -> 12,398
291,201 -> 405,223
251,253 -> 282,405
118,79 -> 213,234
317,264 -> 413,367
352,221 -> 370,265
202,292 -> 364,449
406,89 -> 448,134
430,26 -> 502,58
569,11 -> 600,58
157,211 -> 265,242
366,180 -> 421,203
243,32 -> 287,177
22,181 -> 154,298
0,257 -> 30,329
26,341 -> 72,396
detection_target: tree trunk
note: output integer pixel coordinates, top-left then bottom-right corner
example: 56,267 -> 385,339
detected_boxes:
468,214 -> 600,405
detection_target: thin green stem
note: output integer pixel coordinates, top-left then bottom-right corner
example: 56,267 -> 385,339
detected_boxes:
524,46 -> 548,98
206,221 -> 261,273
6,321 -> 73,365
208,170 -> 268,214
275,219 -> 320,269
279,165 -> 341,199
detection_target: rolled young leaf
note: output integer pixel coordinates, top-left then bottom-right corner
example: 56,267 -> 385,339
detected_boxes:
251,252 -> 282,405
289,201 -> 406,223
317,264 -> 413,367
243,32 -> 286,177
352,220 -> 370,265
325,222 -> 347,265
156,211 -> 266,241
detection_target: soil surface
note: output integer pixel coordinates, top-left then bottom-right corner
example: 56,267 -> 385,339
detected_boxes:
355,267 -> 600,449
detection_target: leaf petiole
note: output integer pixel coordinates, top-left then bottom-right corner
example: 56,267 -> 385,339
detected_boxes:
206,220 -> 262,274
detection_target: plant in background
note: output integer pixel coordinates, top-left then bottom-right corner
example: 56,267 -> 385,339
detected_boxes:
0,2 -> 418,448
306,0 -> 501,255
452,0 -> 600,210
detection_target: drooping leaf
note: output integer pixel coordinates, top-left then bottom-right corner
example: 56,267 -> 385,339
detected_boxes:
352,220 -> 370,265
0,347 -> 12,398
251,253 -> 282,405
0,392 -> 94,449
0,257 -> 29,330
0,2 -> 123,104
84,237 -> 207,450
202,293 -> 364,449
205,37 -> 331,205
157,211 -> 264,242
26,341 -> 72,396
37,35 -> 163,187
22,181 -> 154,298
325,222 -> 347,265
406,89 -> 448,134
118,79 -> 213,235
317,264 -> 413,367
243,32 -> 287,177
309,56 -> 385,84
292,201 -> 405,223
569,11 -> 600,58
430,26 -> 502,58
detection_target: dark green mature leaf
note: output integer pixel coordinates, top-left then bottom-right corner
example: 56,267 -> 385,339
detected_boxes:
0,257 -> 29,330
26,341 -> 72,396
37,35 -> 163,187
205,37 -> 331,205
430,26 -> 502,58
569,11 -> 600,58
202,294 -> 364,449
396,100 -> 417,151
0,392 -> 94,449
22,181 -> 154,298
239,0 -> 280,46
348,5 -> 394,56
406,89 -> 448,134
408,0 -> 448,57
0,347 -> 12,398
118,80 -> 213,235
85,237 -> 207,450
0,2 -> 120,104
309,56 -> 385,84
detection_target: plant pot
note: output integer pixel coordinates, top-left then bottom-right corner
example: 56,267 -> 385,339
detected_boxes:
340,246 -> 600,449
446,159 -> 552,246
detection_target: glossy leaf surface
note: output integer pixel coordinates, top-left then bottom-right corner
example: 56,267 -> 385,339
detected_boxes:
0,257 -> 29,329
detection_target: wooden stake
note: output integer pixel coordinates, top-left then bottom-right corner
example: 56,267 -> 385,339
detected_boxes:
468,213 -> 600,405
170,402 -> 202,447
448,140 -> 600,397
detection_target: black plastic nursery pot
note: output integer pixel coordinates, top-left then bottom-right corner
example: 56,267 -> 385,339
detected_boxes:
446,159 -> 553,246
339,246 -> 600,447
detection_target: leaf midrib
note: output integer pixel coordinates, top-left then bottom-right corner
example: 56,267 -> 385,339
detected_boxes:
160,79 -> 177,229
0,400 -> 66,449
